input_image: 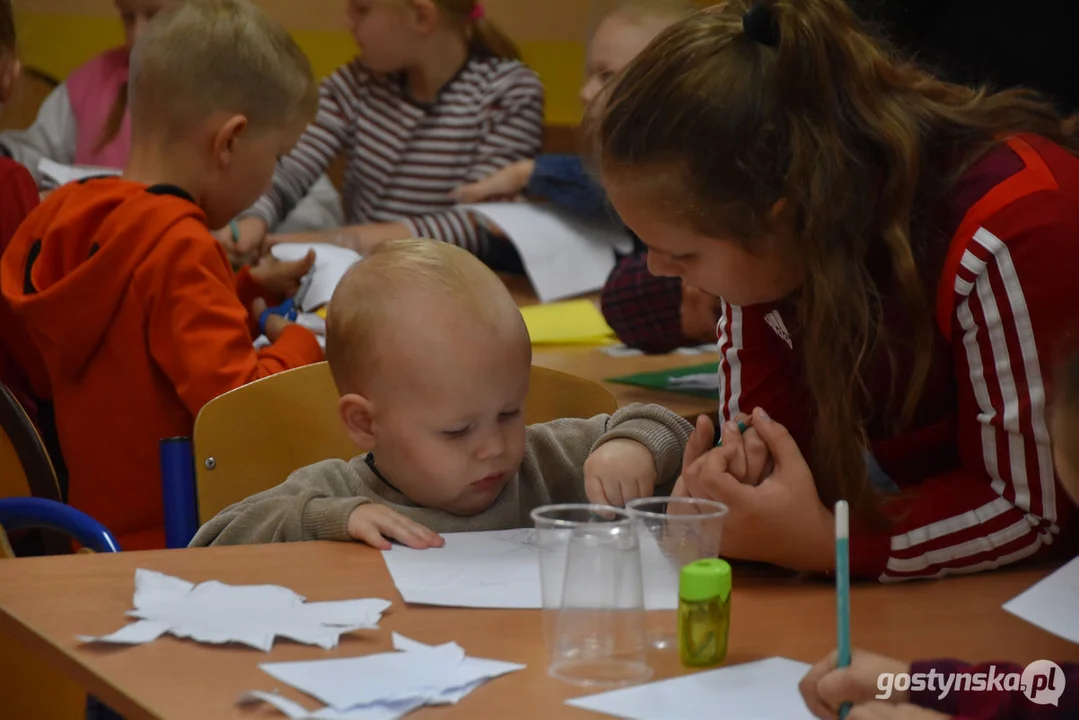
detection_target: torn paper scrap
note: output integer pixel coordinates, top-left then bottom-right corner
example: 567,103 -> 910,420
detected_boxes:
247,634 -> 525,718
1003,555 -> 1079,644
78,568 -> 390,652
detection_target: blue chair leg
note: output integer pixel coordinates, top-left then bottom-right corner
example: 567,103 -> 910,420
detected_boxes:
159,437 -> 199,549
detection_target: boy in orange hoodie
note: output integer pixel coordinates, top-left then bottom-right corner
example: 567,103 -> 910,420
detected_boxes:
0,0 -> 324,550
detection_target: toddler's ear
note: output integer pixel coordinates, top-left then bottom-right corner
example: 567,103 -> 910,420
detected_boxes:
339,393 -> 376,452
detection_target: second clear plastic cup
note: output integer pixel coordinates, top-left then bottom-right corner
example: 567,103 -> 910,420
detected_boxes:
531,504 -> 652,688
627,497 -> 729,651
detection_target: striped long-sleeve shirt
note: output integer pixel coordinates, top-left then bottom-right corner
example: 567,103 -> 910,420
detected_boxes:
715,134 -> 1079,581
246,56 -> 545,256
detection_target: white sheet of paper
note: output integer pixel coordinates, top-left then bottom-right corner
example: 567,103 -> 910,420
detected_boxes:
77,569 -> 390,652
38,158 -> 121,186
382,529 -> 544,609
567,657 -> 815,720
251,634 -> 525,716
271,243 -> 362,312
464,203 -> 633,303
381,529 -> 680,610
1003,555 -> 1079,643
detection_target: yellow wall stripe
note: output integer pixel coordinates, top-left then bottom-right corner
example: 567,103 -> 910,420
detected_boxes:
14,12 -> 587,125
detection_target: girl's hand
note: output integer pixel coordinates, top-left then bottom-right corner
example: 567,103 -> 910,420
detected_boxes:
800,649 -> 912,719
451,160 -> 536,203
678,408 -> 834,571
716,414 -> 772,486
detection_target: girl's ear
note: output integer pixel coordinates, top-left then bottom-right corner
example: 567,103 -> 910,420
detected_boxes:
409,0 -> 441,35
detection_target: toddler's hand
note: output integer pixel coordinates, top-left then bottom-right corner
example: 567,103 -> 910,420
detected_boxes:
347,504 -> 445,550
584,438 -> 657,506
800,649 -> 912,720
717,414 -> 773,486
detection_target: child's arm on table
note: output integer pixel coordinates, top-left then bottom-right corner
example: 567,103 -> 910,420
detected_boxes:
191,460 -> 371,546
524,403 -> 693,506
190,457 -> 442,549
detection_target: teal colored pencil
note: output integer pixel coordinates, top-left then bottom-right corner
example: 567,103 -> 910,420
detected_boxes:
836,500 -> 852,720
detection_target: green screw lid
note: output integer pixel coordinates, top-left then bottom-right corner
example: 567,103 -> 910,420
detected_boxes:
680,558 -> 732,603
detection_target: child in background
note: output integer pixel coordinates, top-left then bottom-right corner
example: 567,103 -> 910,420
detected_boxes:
594,0 -> 1079,580
191,239 -> 691,548
800,349 -> 1079,719
0,0 -> 325,550
452,0 -> 717,354
229,0 -> 545,261
0,0 -> 40,419
0,0 -> 340,232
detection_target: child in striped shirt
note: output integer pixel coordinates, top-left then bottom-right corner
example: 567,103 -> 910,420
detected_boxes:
229,0 -> 545,261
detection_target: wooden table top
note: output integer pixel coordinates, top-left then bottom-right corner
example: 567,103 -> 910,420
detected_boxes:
501,274 -> 719,420
0,543 -> 1074,720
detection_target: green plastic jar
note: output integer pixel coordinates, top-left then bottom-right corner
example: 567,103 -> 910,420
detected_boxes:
677,558 -> 732,667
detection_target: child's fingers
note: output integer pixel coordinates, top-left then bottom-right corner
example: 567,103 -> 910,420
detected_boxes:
741,428 -> 770,486
383,515 -> 442,549
798,650 -> 839,720
719,421 -> 747,478
601,476 -> 625,507
354,523 -> 393,551
584,475 -> 610,506
682,414 -> 715,474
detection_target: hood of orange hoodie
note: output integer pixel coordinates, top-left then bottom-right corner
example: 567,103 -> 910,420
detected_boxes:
1,179 -> 208,378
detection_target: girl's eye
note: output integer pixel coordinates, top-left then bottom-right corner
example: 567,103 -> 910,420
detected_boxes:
599,71 -> 615,85
498,409 -> 521,422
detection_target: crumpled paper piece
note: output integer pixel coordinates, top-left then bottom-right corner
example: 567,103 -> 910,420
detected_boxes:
239,633 -> 525,719
78,568 -> 390,652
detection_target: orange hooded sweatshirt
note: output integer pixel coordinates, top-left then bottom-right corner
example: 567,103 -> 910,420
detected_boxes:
0,180 -> 324,550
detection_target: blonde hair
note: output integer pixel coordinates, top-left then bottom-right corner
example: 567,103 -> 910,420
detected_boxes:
326,239 -> 524,395
596,0 -> 1078,524
128,0 -> 317,135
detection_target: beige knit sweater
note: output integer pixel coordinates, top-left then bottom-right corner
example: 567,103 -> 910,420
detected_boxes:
190,403 -> 693,546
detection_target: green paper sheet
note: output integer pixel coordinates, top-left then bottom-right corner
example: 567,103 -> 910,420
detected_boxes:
606,361 -> 720,398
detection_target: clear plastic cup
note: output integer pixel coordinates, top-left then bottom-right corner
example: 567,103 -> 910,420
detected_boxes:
627,497 -> 729,651
531,504 -> 652,688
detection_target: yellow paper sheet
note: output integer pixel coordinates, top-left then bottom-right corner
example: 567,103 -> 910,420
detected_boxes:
519,300 -> 616,345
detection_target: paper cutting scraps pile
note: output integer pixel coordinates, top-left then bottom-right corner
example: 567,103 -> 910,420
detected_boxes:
242,633 -> 525,720
78,569 -> 390,652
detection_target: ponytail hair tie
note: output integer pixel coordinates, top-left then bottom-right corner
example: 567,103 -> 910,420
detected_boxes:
743,3 -> 779,47
470,3 -> 486,21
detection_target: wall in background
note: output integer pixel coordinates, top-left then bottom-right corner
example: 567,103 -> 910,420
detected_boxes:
13,0 -> 601,126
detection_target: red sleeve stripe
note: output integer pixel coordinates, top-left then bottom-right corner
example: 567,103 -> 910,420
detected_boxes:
882,531 -> 1045,581
716,300 -> 742,423
881,226 -> 1058,578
